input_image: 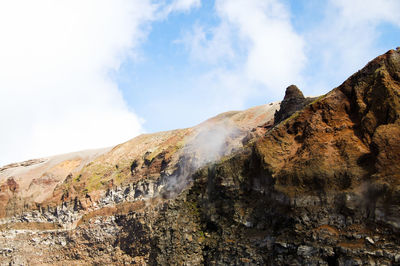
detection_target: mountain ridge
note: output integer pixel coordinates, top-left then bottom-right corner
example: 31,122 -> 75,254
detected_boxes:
0,101 -> 280,218
0,48 -> 399,265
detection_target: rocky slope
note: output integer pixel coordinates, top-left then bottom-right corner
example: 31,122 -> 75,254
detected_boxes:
1,48 -> 400,265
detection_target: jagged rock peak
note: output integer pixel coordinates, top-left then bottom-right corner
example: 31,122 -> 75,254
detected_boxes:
274,85 -> 315,125
283,84 -> 305,101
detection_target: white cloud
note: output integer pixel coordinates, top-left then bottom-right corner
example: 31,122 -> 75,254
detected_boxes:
333,0 -> 400,26
151,0 -> 307,133
0,0 -> 157,166
181,22 -> 235,64
216,0 -> 305,90
180,0 -> 306,110
303,0 -> 400,94
161,0 -> 201,15
169,0 -> 201,12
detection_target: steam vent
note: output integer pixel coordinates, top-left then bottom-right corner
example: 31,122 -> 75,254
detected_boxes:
1,48 -> 400,264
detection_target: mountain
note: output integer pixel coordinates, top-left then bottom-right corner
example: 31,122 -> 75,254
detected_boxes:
0,48 -> 399,265
0,101 -> 280,218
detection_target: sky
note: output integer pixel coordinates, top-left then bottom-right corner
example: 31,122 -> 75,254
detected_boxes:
0,0 -> 399,166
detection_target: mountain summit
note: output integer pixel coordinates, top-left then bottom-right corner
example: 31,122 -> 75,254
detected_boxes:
0,48 -> 399,265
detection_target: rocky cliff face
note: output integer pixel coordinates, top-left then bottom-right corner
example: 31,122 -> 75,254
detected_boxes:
1,48 -> 400,265
274,84 -> 316,125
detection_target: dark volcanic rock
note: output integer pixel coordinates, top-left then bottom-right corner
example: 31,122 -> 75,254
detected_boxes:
1,49 -> 400,265
274,84 -> 315,124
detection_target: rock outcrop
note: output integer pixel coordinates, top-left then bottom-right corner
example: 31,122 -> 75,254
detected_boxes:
274,84 -> 316,125
0,48 -> 399,265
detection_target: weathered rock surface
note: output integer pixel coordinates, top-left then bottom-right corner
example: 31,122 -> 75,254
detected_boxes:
274,84 -> 316,125
1,48 -> 400,265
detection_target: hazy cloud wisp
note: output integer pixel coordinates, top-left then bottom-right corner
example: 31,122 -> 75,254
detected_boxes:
0,0 -> 157,166
304,0 -> 400,94
181,0 -> 306,111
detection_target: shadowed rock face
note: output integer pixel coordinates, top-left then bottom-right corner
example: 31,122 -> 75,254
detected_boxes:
0,49 -> 400,265
274,85 -> 316,125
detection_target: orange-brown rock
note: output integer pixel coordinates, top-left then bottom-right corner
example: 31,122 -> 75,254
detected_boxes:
257,48 -> 400,196
0,101 -> 280,219
0,49 -> 399,265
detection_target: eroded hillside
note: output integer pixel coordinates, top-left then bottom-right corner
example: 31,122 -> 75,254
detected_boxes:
0,48 -> 399,265
0,102 -> 280,229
